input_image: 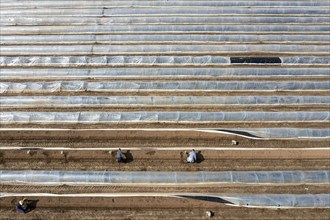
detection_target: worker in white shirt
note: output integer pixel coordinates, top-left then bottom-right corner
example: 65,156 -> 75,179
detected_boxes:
186,149 -> 197,163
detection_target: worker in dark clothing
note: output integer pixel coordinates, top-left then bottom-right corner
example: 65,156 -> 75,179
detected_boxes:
16,198 -> 29,213
117,148 -> 124,163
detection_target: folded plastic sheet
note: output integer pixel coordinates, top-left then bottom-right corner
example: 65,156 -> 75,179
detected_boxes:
1,25 -> 329,35
1,45 -> 328,56
219,194 -> 330,208
2,17 -> 330,26
1,68 -> 328,80
2,34 -> 330,44
1,96 -> 329,108
1,81 -> 329,93
0,112 -> 329,124
1,1 -> 329,8
0,170 -> 328,184
227,128 -> 330,139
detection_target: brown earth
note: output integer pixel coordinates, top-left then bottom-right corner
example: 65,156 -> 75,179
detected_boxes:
1,122 -> 329,129
1,183 -> 329,194
1,158 -> 329,171
1,196 -> 330,220
1,130 -> 329,171
2,130 -> 328,148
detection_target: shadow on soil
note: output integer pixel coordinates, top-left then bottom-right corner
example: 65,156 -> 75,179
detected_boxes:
124,150 -> 133,163
177,195 -> 234,205
196,151 -> 204,163
26,199 -> 39,213
215,129 -> 260,139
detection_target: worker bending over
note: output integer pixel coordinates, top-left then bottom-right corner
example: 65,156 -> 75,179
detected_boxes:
16,198 -> 29,213
186,149 -> 197,163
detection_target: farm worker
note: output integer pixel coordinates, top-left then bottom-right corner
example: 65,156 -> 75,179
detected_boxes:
16,198 -> 28,213
117,148 -> 124,163
187,149 -> 197,163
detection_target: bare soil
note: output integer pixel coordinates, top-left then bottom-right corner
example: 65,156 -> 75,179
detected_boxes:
1,130 -> 328,148
1,122 -> 329,129
1,130 -> 329,171
1,196 -> 330,220
1,183 -> 329,194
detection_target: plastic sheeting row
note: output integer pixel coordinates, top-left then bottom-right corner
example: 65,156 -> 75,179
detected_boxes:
217,128 -> 330,139
219,194 -> 329,208
1,112 -> 329,124
1,96 -> 328,108
1,68 -> 329,79
0,56 -> 230,66
1,8 -> 329,16
1,45 -> 328,55
2,17 -> 330,26
2,25 -> 329,34
2,56 -> 329,67
2,1 -> 329,7
1,81 -> 329,93
0,170 -> 328,184
2,34 -> 329,44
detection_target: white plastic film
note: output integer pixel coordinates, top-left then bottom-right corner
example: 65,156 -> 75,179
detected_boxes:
220,128 -> 330,139
2,34 -> 330,45
1,96 -> 329,108
220,194 -> 330,208
1,81 -> 328,93
0,56 -> 230,66
1,8 -> 329,17
2,56 -> 329,67
1,1 -> 329,8
1,45 -> 328,56
1,25 -> 329,35
0,112 -> 329,124
2,17 -> 330,26
0,170 -> 328,184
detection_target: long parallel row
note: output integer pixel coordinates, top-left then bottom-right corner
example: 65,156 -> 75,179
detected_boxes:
1,96 -> 328,107
2,57 -> 329,67
1,35 -> 329,47
0,0 -> 329,214
2,0 -> 330,8
0,1 -> 329,132
1,170 -> 329,184
1,81 -> 329,93
1,112 -> 329,124
1,1 -> 328,136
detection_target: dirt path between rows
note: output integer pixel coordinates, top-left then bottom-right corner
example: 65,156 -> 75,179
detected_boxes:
1,183 -> 329,194
1,196 -> 329,220
1,122 -> 329,129
1,130 -> 328,148
1,159 -> 329,171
